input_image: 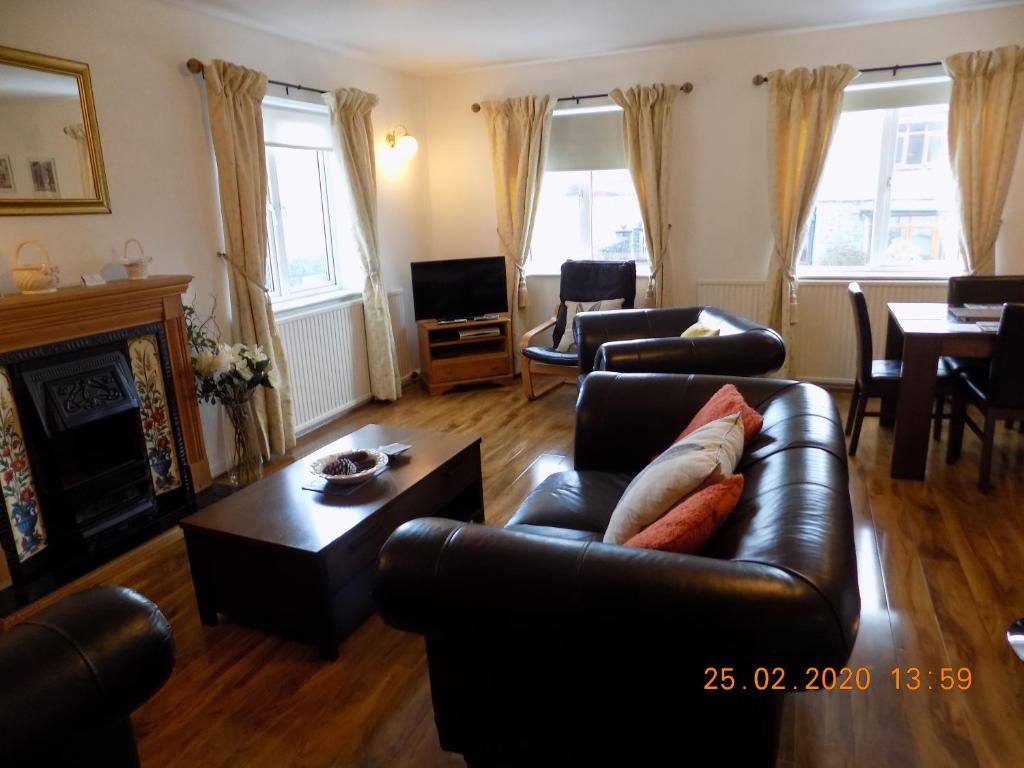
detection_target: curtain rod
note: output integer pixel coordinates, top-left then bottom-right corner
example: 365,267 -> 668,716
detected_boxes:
752,60 -> 943,86
186,58 -> 327,95
470,83 -> 694,113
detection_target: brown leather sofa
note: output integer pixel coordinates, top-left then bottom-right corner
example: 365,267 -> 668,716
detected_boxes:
0,586 -> 175,767
377,372 -> 859,766
576,306 -> 786,379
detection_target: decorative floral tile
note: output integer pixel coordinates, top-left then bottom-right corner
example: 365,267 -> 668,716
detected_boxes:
129,336 -> 182,495
0,366 -> 47,561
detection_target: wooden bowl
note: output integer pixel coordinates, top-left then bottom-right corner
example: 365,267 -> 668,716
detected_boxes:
309,449 -> 388,485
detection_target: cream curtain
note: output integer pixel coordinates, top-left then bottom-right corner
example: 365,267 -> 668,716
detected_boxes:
323,88 -> 402,401
204,59 -> 295,456
610,84 -> 677,307
763,64 -> 857,374
481,96 -> 554,364
945,45 -> 1024,276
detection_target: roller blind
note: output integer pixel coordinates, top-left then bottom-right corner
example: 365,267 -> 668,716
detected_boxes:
842,75 -> 951,112
546,106 -> 626,171
262,96 -> 333,150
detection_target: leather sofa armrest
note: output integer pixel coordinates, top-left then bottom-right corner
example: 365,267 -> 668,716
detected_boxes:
594,329 -> 786,376
376,518 -> 853,670
0,586 -> 175,756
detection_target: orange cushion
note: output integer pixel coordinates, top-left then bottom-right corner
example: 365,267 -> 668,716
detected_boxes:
624,475 -> 744,554
677,384 -> 763,444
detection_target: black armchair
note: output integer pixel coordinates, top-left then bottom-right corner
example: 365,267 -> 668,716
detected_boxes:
520,259 -> 636,399
0,586 -> 175,767
576,306 -> 786,377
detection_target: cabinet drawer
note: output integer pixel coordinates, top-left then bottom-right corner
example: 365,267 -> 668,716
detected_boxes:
432,355 -> 509,383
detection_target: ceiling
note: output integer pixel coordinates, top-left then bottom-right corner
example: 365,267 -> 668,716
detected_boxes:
171,0 -> 1014,74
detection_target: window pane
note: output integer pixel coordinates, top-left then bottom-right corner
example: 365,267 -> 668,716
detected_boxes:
887,104 -> 957,265
591,169 -> 647,267
806,110 -> 884,267
531,170 -> 589,272
268,145 -> 333,292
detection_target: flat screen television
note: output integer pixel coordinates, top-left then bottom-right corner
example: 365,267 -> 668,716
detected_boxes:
410,257 -> 508,321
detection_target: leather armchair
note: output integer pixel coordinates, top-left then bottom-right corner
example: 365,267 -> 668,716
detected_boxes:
0,586 -> 175,767
377,372 -> 859,766
575,306 -> 786,378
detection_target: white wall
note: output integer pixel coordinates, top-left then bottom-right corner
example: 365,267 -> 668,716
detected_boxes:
0,0 -> 431,474
0,96 -> 89,198
421,3 -> 1024,321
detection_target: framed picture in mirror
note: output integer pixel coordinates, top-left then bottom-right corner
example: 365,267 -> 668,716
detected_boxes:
0,45 -> 110,214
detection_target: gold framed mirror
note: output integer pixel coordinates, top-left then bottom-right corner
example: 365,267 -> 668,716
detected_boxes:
0,45 -> 110,215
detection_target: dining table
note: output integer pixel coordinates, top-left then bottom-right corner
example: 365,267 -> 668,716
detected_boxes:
882,302 -> 997,480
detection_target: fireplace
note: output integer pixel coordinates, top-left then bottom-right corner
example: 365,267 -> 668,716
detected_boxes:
20,350 -> 159,544
0,276 -> 207,618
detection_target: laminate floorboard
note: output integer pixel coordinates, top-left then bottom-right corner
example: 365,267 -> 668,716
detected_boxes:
7,380 -> 1023,767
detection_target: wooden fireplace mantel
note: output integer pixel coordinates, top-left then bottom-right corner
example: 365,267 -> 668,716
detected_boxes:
0,275 -> 212,490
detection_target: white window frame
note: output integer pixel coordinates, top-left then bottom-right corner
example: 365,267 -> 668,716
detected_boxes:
262,97 -> 360,313
799,102 -> 963,281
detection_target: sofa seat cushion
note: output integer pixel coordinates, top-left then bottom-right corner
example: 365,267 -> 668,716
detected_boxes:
506,471 -> 632,534
522,346 -> 578,367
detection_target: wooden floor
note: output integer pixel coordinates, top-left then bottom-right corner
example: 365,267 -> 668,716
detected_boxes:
18,379 -> 1024,767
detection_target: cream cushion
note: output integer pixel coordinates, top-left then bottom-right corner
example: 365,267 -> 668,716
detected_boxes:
602,412 -> 745,545
681,322 -> 721,338
555,298 -> 625,352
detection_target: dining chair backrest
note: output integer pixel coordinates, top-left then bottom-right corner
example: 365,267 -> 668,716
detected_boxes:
848,282 -> 872,385
988,303 -> 1024,408
947,275 -> 1024,306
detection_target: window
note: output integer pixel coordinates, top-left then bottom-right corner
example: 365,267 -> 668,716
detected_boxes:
531,168 -> 647,271
262,98 -> 358,305
529,105 -> 647,274
800,79 -> 960,277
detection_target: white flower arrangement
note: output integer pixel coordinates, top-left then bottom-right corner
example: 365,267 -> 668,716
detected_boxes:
185,304 -> 277,406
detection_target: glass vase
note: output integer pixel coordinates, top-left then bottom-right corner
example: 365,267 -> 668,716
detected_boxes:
224,396 -> 263,488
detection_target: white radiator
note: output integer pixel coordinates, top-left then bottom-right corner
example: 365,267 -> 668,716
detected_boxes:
277,291 -> 412,435
696,279 -> 947,384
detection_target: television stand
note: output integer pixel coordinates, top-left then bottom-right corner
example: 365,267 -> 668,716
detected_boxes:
417,314 -> 513,395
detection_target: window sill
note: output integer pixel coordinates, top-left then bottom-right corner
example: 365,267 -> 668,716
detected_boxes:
796,271 -> 962,283
272,289 -> 363,319
527,269 -> 651,279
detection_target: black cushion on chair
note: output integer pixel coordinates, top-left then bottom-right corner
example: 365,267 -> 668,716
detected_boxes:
522,346 -> 579,367
552,260 -> 637,347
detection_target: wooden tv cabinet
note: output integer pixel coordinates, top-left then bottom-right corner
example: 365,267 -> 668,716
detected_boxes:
417,314 -> 513,395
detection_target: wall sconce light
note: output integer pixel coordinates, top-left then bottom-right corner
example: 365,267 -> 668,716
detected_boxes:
385,126 -> 418,160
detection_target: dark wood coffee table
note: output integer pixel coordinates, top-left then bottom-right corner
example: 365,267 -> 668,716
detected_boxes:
180,424 -> 483,659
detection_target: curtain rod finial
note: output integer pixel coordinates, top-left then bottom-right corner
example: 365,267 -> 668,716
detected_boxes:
471,102 -> 481,113
681,82 -> 694,93
752,74 -> 769,86
186,58 -> 204,74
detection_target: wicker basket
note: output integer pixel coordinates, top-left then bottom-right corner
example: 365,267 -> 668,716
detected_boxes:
12,240 -> 60,294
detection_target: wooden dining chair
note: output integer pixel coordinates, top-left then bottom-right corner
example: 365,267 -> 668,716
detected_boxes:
946,303 -> 1024,491
946,275 -> 1024,432
846,283 -> 951,456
